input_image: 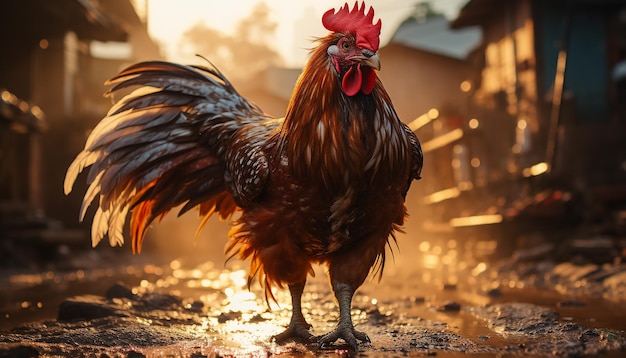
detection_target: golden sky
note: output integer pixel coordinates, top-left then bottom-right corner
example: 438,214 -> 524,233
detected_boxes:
142,0 -> 467,66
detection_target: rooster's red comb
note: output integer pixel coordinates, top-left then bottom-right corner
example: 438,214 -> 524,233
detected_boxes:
322,2 -> 382,52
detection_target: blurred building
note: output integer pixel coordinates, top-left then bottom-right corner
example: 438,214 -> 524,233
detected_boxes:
412,0 -> 626,244
0,0 -> 161,257
378,14 -> 481,123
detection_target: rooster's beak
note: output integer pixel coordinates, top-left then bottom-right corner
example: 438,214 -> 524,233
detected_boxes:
360,51 -> 381,71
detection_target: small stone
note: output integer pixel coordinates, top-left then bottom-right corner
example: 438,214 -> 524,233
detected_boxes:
247,313 -> 267,323
0,345 -> 39,358
106,283 -> 136,301
140,293 -> 181,310
190,353 -> 208,358
57,296 -> 121,322
557,300 -> 585,308
434,301 -> 461,312
216,311 -> 242,323
486,288 -> 502,297
185,300 -> 204,313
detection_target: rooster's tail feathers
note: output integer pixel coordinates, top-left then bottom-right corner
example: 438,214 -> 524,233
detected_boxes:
65,60 -> 267,251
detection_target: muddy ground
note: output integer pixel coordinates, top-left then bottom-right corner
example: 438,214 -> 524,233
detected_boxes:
1,228 -> 626,357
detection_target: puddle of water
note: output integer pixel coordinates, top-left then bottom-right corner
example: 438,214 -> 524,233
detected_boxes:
496,286 -> 626,331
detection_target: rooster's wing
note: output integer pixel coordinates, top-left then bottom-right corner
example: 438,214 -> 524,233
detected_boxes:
64,61 -> 279,251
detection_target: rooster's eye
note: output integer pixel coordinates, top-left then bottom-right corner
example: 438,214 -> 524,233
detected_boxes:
342,41 -> 350,50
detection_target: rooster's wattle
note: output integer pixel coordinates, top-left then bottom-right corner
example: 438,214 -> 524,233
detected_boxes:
65,2 -> 423,349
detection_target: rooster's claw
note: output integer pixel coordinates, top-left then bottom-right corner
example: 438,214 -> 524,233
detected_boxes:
318,324 -> 370,350
272,322 -> 316,344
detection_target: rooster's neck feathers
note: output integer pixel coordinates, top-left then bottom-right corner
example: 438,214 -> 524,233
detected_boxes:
279,35 -> 407,188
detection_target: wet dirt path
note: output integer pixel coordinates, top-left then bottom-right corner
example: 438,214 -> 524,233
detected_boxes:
1,234 -> 626,357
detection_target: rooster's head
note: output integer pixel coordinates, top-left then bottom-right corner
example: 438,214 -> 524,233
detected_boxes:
322,2 -> 382,97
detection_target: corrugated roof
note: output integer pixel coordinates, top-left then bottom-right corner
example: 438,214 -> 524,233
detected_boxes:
449,0 -> 500,29
389,16 -> 481,59
451,0 -> 626,29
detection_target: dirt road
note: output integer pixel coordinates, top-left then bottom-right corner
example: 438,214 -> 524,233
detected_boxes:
1,231 -> 626,357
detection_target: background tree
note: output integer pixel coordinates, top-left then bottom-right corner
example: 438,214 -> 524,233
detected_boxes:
412,1 -> 445,21
181,2 -> 283,82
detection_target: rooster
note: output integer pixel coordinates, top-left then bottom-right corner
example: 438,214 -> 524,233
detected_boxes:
65,1 -> 422,350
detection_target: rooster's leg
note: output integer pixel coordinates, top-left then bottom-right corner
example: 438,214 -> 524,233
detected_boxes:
318,280 -> 370,350
272,281 -> 315,344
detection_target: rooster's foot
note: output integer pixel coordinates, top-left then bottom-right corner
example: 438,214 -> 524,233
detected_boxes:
318,324 -> 370,350
272,321 -> 316,344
